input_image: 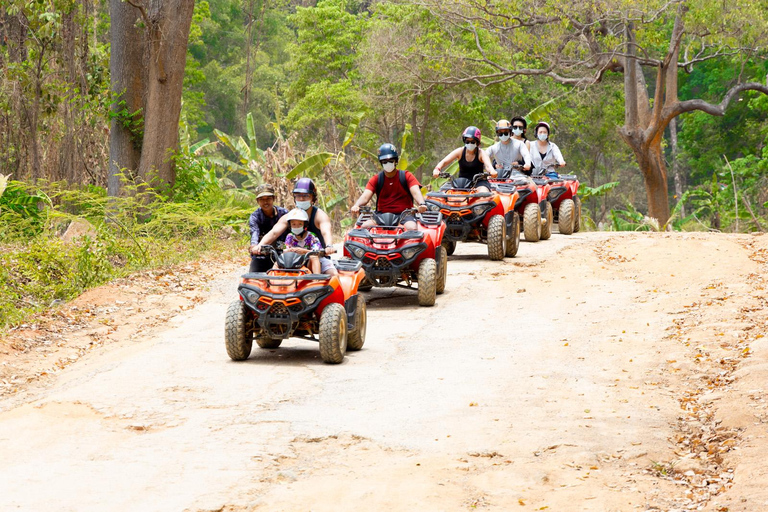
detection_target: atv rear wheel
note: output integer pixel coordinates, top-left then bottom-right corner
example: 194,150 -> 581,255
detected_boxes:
347,294 -> 367,351
417,258 -> 437,307
442,240 -> 456,256
436,245 -> 448,294
523,203 -> 541,242
255,334 -> 282,349
225,301 -> 253,361
558,198 -> 575,235
319,303 -> 347,364
487,214 -> 506,261
505,212 -> 520,257
540,201 -> 553,240
573,196 -> 582,233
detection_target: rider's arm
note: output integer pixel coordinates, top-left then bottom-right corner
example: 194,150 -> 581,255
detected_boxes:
552,143 -> 566,167
410,184 -> 427,212
351,189 -> 374,213
433,148 -> 462,176
314,209 -> 336,254
479,149 -> 497,177
486,143 -> 499,168
249,210 -> 261,250
256,216 -> 289,250
519,141 -> 532,171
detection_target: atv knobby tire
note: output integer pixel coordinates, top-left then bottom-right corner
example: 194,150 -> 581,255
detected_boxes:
442,240 -> 456,256
417,258 -> 437,307
573,196 -> 582,233
225,301 -> 253,361
347,294 -> 366,351
256,334 -> 282,349
358,276 -> 374,292
540,201 -> 553,240
319,302 -> 347,364
523,203 -> 541,242
435,245 -> 448,294
558,198 -> 575,235
487,214 -> 506,261
505,212 -> 520,257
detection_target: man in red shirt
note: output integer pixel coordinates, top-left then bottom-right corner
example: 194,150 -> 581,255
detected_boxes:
351,143 -> 427,230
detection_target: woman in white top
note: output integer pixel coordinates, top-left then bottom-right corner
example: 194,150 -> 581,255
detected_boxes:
529,121 -> 566,178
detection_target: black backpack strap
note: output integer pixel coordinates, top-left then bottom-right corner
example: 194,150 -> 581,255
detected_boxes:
374,171 -> 385,209
374,171 -> 416,209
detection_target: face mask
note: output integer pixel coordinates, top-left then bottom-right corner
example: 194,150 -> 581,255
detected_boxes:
537,133 -> 548,141
296,200 -> 312,210
382,162 -> 396,173
499,134 -> 511,142
291,227 -> 304,235
512,128 -> 523,136
465,143 -> 477,151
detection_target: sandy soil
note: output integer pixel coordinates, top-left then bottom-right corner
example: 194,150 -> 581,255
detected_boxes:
1,231 -> 767,512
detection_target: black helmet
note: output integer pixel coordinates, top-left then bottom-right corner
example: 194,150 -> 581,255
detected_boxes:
377,143 -> 399,162
293,177 -> 317,200
511,116 -> 527,130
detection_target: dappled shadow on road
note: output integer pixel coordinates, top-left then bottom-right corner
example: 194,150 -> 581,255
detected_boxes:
363,289 -> 423,310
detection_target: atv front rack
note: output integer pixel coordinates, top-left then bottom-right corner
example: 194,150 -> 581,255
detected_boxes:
347,228 -> 424,240
242,272 -> 330,281
427,191 -> 493,199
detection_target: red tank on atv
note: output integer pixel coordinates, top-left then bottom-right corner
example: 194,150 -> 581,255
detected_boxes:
343,207 -> 447,307
489,164 -> 552,243
425,172 -> 520,260
225,246 -> 367,364
545,172 -> 581,235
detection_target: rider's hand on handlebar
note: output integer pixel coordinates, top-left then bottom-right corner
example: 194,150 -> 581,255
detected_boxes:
350,204 -> 360,215
490,169 -> 498,178
250,244 -> 262,255
417,204 -> 427,214
324,245 -> 336,255
432,168 -> 441,178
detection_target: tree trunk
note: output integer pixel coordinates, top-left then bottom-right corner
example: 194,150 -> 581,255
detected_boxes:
108,0 -> 145,195
136,0 -> 195,190
627,135 -> 670,225
670,117 -> 684,217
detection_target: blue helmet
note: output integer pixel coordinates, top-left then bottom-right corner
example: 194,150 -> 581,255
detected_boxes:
292,177 -> 317,200
377,143 -> 399,162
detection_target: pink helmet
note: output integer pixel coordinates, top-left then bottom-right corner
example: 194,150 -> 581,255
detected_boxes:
461,126 -> 482,142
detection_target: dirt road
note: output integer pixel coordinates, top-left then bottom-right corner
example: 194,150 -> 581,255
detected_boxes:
2,232 -> 767,511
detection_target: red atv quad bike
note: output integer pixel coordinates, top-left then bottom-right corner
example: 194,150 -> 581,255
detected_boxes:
425,172 -> 520,260
543,167 -> 581,235
490,164 -> 552,243
343,207 -> 447,307
225,246 -> 367,364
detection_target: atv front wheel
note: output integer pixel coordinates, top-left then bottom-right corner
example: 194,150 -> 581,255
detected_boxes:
436,245 -> 448,294
505,212 -> 520,257
358,276 -> 374,292
558,198 -> 575,235
487,214 -> 506,261
225,301 -> 253,361
540,201 -> 553,240
523,203 -> 541,242
417,258 -> 437,307
442,240 -> 456,256
573,196 -> 582,233
319,303 -> 347,364
256,334 -> 282,349
347,294 -> 367,351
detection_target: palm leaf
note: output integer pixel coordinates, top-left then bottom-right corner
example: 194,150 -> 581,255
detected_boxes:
342,112 -> 365,149
286,152 -> 333,179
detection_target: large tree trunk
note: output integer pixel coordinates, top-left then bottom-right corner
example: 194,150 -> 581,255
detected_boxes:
670,117 -> 684,217
136,0 -> 195,190
108,0 -> 145,195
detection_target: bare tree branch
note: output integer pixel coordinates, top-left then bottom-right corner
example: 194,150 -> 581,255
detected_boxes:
664,82 -> 768,123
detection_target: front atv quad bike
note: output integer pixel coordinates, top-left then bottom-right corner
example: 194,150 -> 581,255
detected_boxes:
425,172 -> 519,261
343,206 -> 447,307
225,246 -> 367,364
489,163 -> 549,244
542,168 -> 581,236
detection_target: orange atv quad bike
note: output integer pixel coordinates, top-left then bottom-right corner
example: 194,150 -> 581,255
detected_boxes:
490,163 -> 552,243
343,206 -> 447,307
542,166 -> 581,235
225,246 -> 367,364
425,172 -> 520,260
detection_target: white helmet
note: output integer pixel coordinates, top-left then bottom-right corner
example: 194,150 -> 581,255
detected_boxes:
285,208 -> 309,223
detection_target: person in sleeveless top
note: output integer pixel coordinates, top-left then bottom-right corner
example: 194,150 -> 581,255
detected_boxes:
529,121 -> 566,178
432,126 -> 496,192
350,143 -> 427,230
253,178 -> 338,276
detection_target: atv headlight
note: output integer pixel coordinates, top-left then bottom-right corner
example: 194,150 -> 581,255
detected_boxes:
350,246 -> 365,259
303,290 -> 325,306
242,289 -> 260,303
401,246 -> 421,260
472,204 -> 491,216
428,203 -> 440,212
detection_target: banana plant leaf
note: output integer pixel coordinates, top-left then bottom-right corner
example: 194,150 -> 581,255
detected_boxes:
286,152 -> 333,179
342,112 -> 365,149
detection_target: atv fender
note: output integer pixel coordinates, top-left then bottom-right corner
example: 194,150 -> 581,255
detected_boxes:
344,294 -> 360,331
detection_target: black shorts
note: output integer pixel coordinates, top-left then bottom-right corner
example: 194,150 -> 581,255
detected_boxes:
249,255 -> 272,273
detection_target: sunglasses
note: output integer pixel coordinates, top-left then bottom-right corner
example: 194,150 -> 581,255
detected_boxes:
463,139 -> 478,145
513,125 -> 525,130
381,158 -> 397,164
496,131 -> 511,136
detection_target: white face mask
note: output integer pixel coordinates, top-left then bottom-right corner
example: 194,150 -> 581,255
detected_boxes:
291,227 -> 304,235
512,128 -> 523,136
382,162 -> 396,173
465,143 -> 477,151
537,133 -> 548,141
499,134 -> 511,142
295,200 -> 312,210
